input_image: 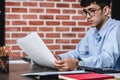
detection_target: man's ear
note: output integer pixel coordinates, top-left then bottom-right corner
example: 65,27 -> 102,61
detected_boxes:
103,6 -> 110,16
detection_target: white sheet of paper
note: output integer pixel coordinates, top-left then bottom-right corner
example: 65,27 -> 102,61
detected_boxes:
17,32 -> 56,68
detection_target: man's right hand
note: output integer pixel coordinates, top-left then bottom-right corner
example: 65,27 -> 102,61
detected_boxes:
53,58 -> 79,71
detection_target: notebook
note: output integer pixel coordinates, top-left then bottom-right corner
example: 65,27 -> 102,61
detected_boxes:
17,32 -> 56,68
59,72 -> 114,80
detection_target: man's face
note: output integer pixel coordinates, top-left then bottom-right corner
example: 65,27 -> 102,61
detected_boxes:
82,3 -> 105,28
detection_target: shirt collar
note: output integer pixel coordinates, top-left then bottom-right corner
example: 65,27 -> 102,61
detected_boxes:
94,17 -> 112,38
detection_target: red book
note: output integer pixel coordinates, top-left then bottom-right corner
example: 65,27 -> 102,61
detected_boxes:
59,73 -> 114,80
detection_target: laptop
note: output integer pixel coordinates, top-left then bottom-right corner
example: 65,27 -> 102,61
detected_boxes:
78,66 -> 120,73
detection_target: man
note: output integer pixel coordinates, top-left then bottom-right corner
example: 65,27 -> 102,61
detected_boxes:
54,0 -> 120,71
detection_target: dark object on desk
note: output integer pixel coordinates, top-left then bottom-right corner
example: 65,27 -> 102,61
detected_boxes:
39,74 -> 58,80
0,55 -> 9,73
21,56 -> 31,62
78,66 -> 120,74
27,74 -> 59,80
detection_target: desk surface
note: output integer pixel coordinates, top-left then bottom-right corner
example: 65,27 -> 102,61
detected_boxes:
0,62 -> 120,80
0,63 -> 57,80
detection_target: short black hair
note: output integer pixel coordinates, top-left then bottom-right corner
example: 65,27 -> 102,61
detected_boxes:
80,0 -> 111,8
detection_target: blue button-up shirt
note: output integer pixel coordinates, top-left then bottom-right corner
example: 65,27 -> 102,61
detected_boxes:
60,17 -> 120,69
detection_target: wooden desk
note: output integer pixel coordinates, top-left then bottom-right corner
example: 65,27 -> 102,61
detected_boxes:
0,62 -> 120,80
0,63 -> 57,80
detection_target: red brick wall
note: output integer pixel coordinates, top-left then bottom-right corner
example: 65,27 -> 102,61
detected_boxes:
5,0 -> 90,59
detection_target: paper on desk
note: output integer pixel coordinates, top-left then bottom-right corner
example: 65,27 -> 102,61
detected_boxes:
22,70 -> 88,76
17,32 -> 56,68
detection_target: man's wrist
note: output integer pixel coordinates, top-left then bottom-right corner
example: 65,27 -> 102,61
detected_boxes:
77,58 -> 83,66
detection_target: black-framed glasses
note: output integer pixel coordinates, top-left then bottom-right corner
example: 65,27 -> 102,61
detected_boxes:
81,8 -> 101,17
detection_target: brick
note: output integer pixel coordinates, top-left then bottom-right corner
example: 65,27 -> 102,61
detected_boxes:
56,39 -> 70,44
5,40 -> 16,44
72,27 -> 85,32
6,14 -> 20,19
56,15 -> 69,20
22,27 -> 37,31
12,8 -> 27,13
62,21 -> 76,26
62,45 -> 76,49
38,33 -> 44,38
46,9 -> 60,13
62,33 -> 76,37
78,22 -> 90,26
46,33 -> 60,38
55,51 -> 68,54
29,21 -> 44,25
23,2 -> 38,6
39,27 -> 53,31
23,15 -> 37,19
6,27 -> 20,32
12,21 -> 27,25
40,15 -> 54,19
78,33 -> 85,37
40,2 -> 54,7
12,33 -> 27,38
63,9 -> 76,14
29,8 -> 44,13
5,21 -> 10,25
46,21 -> 60,25
12,46 -> 21,50
71,39 -> 81,44
56,27 -> 69,32
72,16 -> 85,20
42,39 -> 54,43
57,3 -> 69,8
5,33 -> 10,38
5,8 -> 10,12
48,45 -> 60,50
6,2 -> 21,6
72,4 -> 82,8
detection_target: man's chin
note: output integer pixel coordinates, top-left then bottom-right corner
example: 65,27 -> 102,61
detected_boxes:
89,24 -> 95,27
87,22 -> 94,26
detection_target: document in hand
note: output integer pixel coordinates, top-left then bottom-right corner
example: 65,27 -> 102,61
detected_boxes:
17,32 -> 56,68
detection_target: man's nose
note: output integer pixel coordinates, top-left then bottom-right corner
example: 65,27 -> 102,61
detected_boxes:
86,13 -> 91,18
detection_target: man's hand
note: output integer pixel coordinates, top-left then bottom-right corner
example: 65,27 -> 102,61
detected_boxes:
53,58 -> 79,71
